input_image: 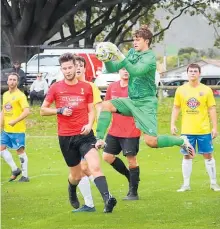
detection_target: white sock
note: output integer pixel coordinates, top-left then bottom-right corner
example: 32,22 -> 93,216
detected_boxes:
78,176 -> 94,208
205,158 -> 217,185
1,149 -> 18,171
89,175 -> 94,183
19,152 -> 28,177
182,158 -> 192,186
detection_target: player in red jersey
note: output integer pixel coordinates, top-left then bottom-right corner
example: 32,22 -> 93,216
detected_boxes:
103,68 -> 141,200
40,53 -> 116,213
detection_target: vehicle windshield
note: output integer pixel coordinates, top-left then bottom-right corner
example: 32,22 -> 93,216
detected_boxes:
27,55 -> 60,66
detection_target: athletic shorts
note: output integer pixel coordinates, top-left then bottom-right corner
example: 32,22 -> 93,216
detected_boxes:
58,130 -> 96,167
111,97 -> 158,136
104,134 -> 140,156
1,131 -> 25,150
181,134 -> 213,155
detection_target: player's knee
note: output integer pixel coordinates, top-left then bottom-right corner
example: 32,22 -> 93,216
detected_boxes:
68,173 -> 81,183
101,101 -> 116,112
0,146 -> 6,151
144,136 -> 157,148
127,156 -> 138,168
103,153 -> 115,164
80,160 -> 88,172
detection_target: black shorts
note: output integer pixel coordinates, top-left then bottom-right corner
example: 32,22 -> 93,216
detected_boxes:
104,134 -> 140,157
58,130 -> 96,167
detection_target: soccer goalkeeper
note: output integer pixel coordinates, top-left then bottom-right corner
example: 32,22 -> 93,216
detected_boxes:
95,25 -> 195,156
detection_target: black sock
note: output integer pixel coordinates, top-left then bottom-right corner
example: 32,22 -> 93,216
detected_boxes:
111,157 -> 130,182
94,176 -> 110,202
68,180 -> 77,191
129,166 -> 140,194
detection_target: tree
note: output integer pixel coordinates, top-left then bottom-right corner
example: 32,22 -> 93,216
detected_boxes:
1,0 -> 220,61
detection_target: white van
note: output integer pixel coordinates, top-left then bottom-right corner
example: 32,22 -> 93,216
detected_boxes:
22,49 -> 102,87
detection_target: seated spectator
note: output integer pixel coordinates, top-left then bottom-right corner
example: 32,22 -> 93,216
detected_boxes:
30,73 -> 48,106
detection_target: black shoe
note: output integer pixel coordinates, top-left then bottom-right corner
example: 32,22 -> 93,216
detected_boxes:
9,168 -> 22,182
123,193 -> 139,200
68,183 -> 80,209
103,196 -> 117,213
18,176 -> 30,182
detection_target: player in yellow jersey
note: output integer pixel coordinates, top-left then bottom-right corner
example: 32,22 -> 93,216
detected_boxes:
73,55 -> 102,212
171,63 -> 220,192
1,73 -> 30,182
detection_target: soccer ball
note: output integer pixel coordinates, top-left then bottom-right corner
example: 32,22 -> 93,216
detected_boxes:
95,42 -> 114,62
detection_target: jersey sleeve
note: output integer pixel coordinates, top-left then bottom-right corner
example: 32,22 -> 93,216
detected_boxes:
45,83 -> 56,104
90,83 -> 102,105
19,93 -> 29,109
207,88 -> 216,107
120,49 -> 156,77
174,87 -> 181,107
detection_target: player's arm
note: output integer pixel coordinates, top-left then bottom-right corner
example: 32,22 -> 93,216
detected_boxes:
171,105 -> 180,135
121,55 -> 155,77
0,110 -> 4,130
208,106 -> 217,131
40,100 -> 72,116
91,83 -> 103,119
8,107 -> 30,127
88,103 -> 95,127
80,103 -> 95,135
40,100 -> 57,116
171,88 -> 181,135
207,89 -> 218,139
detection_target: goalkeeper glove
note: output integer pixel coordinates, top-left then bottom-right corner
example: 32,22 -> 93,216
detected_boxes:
102,42 -> 125,62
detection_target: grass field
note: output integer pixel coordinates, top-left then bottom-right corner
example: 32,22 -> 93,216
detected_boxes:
1,98 -> 220,229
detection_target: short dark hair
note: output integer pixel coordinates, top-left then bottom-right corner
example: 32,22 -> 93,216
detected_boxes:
187,63 -> 201,73
75,55 -> 86,67
133,25 -> 153,46
8,72 -> 19,80
59,53 -> 75,65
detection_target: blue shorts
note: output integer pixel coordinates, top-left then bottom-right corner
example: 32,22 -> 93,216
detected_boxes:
1,131 -> 26,150
181,134 -> 213,155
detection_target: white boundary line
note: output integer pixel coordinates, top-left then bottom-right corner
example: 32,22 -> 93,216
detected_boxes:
1,173 -> 59,184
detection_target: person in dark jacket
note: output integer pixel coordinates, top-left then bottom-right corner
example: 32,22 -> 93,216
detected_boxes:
12,61 -> 26,90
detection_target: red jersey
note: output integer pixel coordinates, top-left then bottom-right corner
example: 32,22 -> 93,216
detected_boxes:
46,80 -> 93,136
105,81 -> 141,138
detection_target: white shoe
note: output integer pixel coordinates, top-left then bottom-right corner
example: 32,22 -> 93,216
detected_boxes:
210,184 -> 220,191
177,185 -> 191,192
180,136 -> 195,159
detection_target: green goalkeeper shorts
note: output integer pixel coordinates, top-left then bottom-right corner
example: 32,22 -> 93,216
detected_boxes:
111,96 -> 158,136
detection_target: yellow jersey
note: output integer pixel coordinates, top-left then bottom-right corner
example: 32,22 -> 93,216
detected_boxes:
2,89 -> 29,133
88,82 -> 102,133
174,83 -> 216,135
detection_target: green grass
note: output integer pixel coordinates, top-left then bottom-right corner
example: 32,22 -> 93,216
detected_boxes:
1,98 -> 220,229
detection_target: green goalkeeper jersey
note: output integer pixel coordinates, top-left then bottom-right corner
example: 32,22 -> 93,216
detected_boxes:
105,48 -> 157,99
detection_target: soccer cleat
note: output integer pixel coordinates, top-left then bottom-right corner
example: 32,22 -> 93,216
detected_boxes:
177,185 -> 191,192
210,184 -> 220,192
123,193 -> 139,201
72,205 -> 96,213
8,168 -> 22,182
103,195 -> 117,213
68,183 -> 80,209
18,176 -> 30,182
180,136 -> 195,159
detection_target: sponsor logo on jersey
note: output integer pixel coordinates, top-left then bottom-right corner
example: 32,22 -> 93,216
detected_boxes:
4,103 -> 12,112
187,97 -> 200,110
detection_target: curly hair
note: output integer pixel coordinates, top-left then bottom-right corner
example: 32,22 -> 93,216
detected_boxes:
133,25 -> 153,46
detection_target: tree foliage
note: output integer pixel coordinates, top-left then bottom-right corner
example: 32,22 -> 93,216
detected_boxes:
1,0 -> 220,61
